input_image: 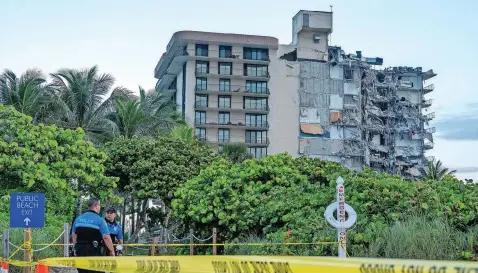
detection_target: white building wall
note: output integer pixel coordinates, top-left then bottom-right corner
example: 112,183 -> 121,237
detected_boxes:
268,47 -> 299,157
184,60 -> 196,125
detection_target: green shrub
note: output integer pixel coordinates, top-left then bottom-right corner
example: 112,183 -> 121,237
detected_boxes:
172,153 -> 478,258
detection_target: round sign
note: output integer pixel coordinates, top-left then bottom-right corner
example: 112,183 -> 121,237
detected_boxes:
324,202 -> 357,229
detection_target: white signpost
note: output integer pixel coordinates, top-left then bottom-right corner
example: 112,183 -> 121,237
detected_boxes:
324,177 -> 357,258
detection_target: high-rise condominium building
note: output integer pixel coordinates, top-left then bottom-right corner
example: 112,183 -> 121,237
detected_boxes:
154,10 -> 436,179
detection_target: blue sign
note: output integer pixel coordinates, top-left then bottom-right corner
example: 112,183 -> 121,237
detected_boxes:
10,193 -> 45,228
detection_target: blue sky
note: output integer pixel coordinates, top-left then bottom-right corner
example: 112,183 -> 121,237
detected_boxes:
2,0 -> 477,179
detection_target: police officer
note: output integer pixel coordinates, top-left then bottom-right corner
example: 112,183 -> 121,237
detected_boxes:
72,198 -> 115,273
104,207 -> 123,255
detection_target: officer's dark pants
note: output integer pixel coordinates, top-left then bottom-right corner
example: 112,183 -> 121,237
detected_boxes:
75,244 -> 103,273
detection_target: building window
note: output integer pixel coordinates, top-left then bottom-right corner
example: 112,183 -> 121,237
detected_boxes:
196,77 -> 207,91
195,44 -> 208,57
195,94 -> 208,108
244,47 -> 269,61
303,13 -> 310,27
344,69 -> 354,81
195,111 -> 206,124
218,95 -> 231,109
218,112 -> 230,125
248,147 -> 267,159
219,62 -> 232,75
196,61 -> 209,74
168,78 -> 177,89
219,45 -> 232,58
244,64 -> 268,77
195,128 -> 206,141
246,81 -> 268,93
246,131 -> 268,144
244,97 -> 268,110
219,79 -> 231,91
245,114 -> 268,127
218,129 -> 230,143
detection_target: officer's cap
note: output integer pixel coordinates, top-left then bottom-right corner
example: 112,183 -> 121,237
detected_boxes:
106,207 -> 117,213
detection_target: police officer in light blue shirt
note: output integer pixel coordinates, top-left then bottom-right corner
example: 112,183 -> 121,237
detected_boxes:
72,198 -> 115,273
104,207 -> 123,243
104,207 -> 123,255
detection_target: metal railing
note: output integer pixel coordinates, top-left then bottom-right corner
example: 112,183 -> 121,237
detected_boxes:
423,84 -> 435,94
243,69 -> 270,78
194,119 -> 269,128
194,84 -> 269,94
246,138 -> 269,145
244,105 -> 269,111
422,99 -> 433,107
424,141 -> 434,149
422,112 -> 436,121
194,102 -> 208,108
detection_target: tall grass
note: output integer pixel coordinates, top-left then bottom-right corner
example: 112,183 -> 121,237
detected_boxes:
366,215 -> 477,260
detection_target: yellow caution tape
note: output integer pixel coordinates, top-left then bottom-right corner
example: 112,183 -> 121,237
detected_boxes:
38,255 -> 478,273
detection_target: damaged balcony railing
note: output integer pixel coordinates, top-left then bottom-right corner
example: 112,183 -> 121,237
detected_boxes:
423,84 -> 435,94
422,99 -> 433,108
424,140 -> 434,150
422,112 -> 435,121
425,127 -> 436,134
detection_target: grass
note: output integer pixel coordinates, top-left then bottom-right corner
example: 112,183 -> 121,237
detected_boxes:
365,215 -> 477,260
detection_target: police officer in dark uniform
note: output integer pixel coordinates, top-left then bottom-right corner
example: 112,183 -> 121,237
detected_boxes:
72,198 -> 115,273
104,207 -> 123,256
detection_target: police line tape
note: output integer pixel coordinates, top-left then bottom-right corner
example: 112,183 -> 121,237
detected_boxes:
30,242 -> 338,246
34,256 -> 477,273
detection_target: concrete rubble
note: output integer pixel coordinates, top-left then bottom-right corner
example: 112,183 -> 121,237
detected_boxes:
296,46 -> 436,179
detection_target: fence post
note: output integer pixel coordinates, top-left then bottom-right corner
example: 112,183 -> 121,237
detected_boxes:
150,237 -> 157,256
164,229 -> 168,254
23,229 -> 31,273
212,228 -> 217,255
63,223 -> 70,257
3,229 -> 9,259
189,229 -> 194,256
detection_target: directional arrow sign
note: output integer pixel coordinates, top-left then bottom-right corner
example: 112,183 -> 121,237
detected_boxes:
10,193 -> 45,228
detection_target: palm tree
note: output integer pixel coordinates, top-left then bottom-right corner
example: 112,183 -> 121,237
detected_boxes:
221,143 -> 253,163
171,124 -> 195,144
111,86 -> 181,138
47,65 -> 132,143
419,158 -> 457,180
0,69 -> 52,121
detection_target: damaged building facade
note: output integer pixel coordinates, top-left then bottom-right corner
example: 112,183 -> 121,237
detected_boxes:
154,9 -> 436,178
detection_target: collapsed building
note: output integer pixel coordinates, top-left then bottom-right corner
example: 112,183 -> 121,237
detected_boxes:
286,11 -> 436,179
154,9 -> 436,179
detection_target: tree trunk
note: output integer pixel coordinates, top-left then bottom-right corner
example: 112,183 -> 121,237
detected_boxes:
121,196 -> 127,240
130,199 -> 148,242
131,198 -> 135,235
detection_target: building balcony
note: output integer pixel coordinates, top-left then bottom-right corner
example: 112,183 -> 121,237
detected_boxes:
422,112 -> 435,122
194,103 -> 269,114
194,119 -> 269,130
424,140 -> 434,150
192,48 -> 270,65
194,69 -> 269,81
369,143 -> 389,153
422,99 -> 433,108
423,84 -> 434,94
425,127 -> 436,134
370,154 -> 386,164
194,84 -> 269,98
245,138 -> 269,147
243,70 -> 270,80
